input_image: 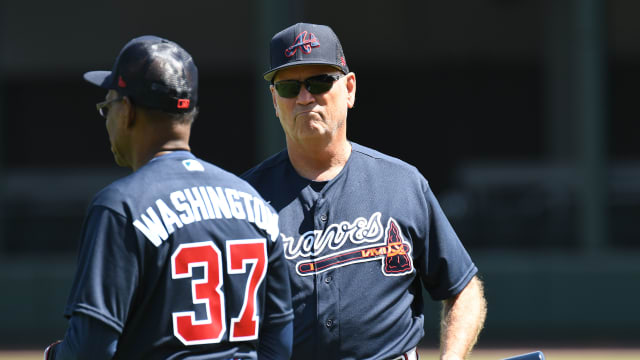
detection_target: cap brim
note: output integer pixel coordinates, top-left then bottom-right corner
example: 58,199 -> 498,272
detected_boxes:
263,61 -> 344,82
83,71 -> 113,88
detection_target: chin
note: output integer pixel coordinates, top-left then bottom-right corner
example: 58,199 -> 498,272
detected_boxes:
114,158 -> 126,167
112,153 -> 129,168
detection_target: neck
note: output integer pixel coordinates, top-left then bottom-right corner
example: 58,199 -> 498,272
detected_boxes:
287,137 -> 351,181
131,144 -> 191,172
130,124 -> 191,172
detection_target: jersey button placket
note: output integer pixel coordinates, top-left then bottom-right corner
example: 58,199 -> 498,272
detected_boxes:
315,198 -> 328,229
313,196 -> 338,354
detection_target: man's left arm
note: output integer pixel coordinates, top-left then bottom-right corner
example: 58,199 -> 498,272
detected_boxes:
440,275 -> 487,360
258,320 -> 293,360
44,313 -> 118,360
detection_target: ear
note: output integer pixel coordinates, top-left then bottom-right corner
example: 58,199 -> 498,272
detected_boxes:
122,96 -> 136,128
270,85 -> 280,118
345,73 -> 356,109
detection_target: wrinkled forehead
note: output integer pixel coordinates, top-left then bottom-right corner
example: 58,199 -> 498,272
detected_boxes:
273,64 -> 343,82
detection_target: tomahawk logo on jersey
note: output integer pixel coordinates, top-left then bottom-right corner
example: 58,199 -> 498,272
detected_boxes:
285,214 -> 414,276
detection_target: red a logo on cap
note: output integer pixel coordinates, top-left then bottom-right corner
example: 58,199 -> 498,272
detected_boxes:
177,99 -> 190,109
118,76 -> 127,88
285,31 -> 320,57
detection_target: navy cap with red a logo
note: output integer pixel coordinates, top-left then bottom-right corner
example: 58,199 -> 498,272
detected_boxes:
84,35 -> 198,113
264,23 -> 349,82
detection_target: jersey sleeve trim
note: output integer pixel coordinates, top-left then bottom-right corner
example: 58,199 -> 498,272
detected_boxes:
261,309 -> 294,326
439,264 -> 478,301
66,302 -> 125,333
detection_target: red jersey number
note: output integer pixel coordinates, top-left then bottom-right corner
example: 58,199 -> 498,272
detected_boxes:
171,239 -> 267,345
227,240 -> 268,341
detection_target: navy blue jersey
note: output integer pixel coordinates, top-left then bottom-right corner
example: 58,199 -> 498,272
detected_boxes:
64,151 -> 293,359
242,143 -> 477,360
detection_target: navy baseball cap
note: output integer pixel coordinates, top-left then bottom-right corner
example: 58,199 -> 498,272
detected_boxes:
263,23 -> 349,82
84,35 -> 198,113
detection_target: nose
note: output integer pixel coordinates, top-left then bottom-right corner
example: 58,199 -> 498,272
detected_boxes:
296,84 -> 315,105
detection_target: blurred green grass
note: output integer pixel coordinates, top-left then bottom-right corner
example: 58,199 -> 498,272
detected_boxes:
2,348 -> 640,359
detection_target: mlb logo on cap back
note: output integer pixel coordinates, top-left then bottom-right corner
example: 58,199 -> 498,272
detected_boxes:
264,23 -> 349,82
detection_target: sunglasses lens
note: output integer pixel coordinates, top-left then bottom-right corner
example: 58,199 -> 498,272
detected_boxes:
100,107 -> 108,118
275,81 -> 302,98
307,76 -> 335,95
275,75 -> 340,98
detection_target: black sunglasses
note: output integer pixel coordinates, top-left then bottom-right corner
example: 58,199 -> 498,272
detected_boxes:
96,96 -> 123,118
274,74 -> 344,98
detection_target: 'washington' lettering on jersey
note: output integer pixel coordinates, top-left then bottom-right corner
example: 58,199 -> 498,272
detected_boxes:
133,186 -> 279,247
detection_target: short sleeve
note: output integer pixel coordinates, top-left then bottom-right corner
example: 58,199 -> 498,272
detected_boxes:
52,313 -> 118,359
419,186 -> 477,301
64,205 -> 140,332
262,233 -> 294,326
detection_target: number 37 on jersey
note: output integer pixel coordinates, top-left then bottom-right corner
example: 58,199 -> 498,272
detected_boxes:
171,239 -> 267,345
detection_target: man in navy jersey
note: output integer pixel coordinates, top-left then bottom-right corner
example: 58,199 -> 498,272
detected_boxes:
44,35 -> 293,359
242,23 -> 487,360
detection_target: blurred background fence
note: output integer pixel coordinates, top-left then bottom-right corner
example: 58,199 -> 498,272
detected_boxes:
1,0 -> 639,349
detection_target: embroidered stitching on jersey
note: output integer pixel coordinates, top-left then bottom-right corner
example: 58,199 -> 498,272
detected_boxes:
133,186 -> 279,246
284,214 -> 414,276
282,212 -> 384,259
